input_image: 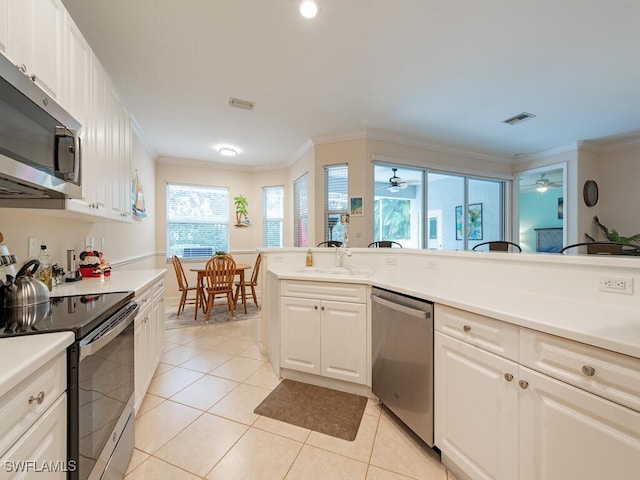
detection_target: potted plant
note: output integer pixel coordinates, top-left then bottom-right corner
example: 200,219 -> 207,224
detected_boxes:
234,194 -> 250,227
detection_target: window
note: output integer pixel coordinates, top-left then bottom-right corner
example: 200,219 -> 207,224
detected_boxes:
293,174 -> 308,247
374,163 -> 506,250
324,164 -> 348,243
263,185 -> 284,247
166,183 -> 229,259
373,164 -> 423,248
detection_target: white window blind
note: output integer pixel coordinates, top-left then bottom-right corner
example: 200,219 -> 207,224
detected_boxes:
263,185 -> 284,247
293,174 -> 308,247
324,164 -> 348,243
166,183 -> 229,259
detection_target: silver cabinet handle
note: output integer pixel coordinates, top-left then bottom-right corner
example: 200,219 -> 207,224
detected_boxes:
29,73 -> 36,82
16,63 -> 27,72
582,365 -> 596,377
463,325 -> 471,332
29,391 -> 45,405
504,373 -> 514,382
519,380 -> 529,389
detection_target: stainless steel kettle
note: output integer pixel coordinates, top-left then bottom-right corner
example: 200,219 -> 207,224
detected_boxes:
2,259 -> 50,308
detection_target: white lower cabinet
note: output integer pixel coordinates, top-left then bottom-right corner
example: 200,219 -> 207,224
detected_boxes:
0,347 -> 68,479
435,304 -> 640,480
0,395 -> 67,479
134,280 -> 165,413
280,280 -> 368,385
435,332 -> 518,480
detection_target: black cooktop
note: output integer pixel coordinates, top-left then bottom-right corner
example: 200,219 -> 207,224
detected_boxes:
0,291 -> 134,339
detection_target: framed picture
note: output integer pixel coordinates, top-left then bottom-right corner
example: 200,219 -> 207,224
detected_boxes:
455,203 -> 483,240
558,197 -> 563,219
350,197 -> 363,216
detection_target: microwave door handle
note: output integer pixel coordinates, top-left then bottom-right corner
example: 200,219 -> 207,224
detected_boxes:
54,127 -> 79,182
79,303 -> 139,360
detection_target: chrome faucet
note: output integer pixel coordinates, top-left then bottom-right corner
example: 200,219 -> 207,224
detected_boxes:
335,235 -> 352,267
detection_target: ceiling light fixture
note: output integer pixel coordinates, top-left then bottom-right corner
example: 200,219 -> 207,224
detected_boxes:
536,185 -> 548,193
300,0 -> 318,18
218,147 -> 238,157
502,112 -> 536,126
388,186 -> 400,193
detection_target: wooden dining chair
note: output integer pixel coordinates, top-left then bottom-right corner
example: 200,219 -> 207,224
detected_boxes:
235,253 -> 261,313
171,255 -> 201,316
203,254 -> 237,321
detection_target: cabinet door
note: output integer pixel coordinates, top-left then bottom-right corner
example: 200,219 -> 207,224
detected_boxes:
435,332 -> 518,480
320,300 -> 367,384
281,297 -> 321,375
133,304 -> 151,414
64,12 -> 90,124
21,0 -> 64,100
0,394 -> 67,479
519,366 -> 640,480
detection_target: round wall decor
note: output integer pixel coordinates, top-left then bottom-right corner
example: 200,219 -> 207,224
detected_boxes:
583,180 -> 599,207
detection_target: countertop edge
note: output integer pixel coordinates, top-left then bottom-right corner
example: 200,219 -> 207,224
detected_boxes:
0,331 -> 75,398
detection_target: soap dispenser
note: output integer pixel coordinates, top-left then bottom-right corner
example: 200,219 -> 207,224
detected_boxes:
306,249 -> 313,267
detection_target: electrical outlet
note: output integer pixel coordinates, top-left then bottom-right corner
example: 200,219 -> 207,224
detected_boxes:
599,276 -> 633,294
273,255 -> 284,263
28,237 -> 37,257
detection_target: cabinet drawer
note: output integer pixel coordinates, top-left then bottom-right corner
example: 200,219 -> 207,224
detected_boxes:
435,304 -> 518,361
520,328 -> 640,413
281,280 -> 367,303
0,352 -> 66,458
137,279 -> 165,309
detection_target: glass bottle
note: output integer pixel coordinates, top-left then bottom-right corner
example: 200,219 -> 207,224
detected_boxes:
37,245 -> 53,291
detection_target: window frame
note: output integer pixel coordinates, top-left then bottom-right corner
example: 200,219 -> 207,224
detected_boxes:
324,163 -> 349,243
293,173 -> 308,247
166,182 -> 230,260
263,185 -> 284,248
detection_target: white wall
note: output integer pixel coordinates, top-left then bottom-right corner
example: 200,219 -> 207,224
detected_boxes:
598,143 -> 640,239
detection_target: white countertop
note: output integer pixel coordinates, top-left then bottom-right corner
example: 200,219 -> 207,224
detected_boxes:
51,269 -> 166,297
0,332 -> 74,397
269,265 -> 640,360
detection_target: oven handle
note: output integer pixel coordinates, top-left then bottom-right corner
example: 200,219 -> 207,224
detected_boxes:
80,302 -> 139,360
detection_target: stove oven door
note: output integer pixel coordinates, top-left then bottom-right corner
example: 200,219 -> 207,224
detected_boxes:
71,301 -> 138,480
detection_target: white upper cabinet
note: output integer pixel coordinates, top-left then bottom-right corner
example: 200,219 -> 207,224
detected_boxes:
63,11 -> 90,124
0,0 -> 64,100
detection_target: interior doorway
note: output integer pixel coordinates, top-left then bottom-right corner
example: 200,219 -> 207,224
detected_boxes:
517,164 -> 567,253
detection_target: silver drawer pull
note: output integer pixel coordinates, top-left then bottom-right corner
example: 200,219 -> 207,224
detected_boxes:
582,365 -> 596,377
518,380 -> 529,389
463,325 -> 471,332
29,391 -> 45,405
504,373 -> 514,382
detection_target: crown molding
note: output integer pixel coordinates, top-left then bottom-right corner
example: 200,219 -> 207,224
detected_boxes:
515,143 -> 578,163
287,138 -> 314,166
579,135 -> 640,153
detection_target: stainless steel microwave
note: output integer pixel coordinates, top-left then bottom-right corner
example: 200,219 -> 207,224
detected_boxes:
0,51 -> 82,207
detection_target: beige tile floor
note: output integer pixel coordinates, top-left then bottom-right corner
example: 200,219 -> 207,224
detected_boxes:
125,302 -> 458,480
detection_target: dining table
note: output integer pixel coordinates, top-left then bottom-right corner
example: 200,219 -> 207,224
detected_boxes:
190,263 -> 252,319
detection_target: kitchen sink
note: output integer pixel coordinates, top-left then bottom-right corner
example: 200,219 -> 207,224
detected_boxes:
294,266 -> 375,277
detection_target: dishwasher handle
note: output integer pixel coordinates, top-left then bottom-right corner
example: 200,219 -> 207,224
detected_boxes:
371,294 -> 431,319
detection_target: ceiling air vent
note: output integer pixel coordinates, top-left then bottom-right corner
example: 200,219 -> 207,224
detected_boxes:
502,112 -> 536,125
228,97 -> 255,111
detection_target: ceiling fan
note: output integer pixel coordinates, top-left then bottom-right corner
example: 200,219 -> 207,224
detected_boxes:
385,168 -> 419,192
522,173 -> 562,193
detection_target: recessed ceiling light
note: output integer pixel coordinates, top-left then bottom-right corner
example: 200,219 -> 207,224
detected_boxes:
218,147 -> 237,157
300,0 -> 318,18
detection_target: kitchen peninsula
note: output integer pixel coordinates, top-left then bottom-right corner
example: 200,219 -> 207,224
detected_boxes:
263,247 -> 640,480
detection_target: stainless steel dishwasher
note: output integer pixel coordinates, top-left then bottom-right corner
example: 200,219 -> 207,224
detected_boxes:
371,287 -> 434,446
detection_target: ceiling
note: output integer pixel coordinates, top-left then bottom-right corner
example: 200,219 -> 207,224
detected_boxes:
61,0 -> 640,169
